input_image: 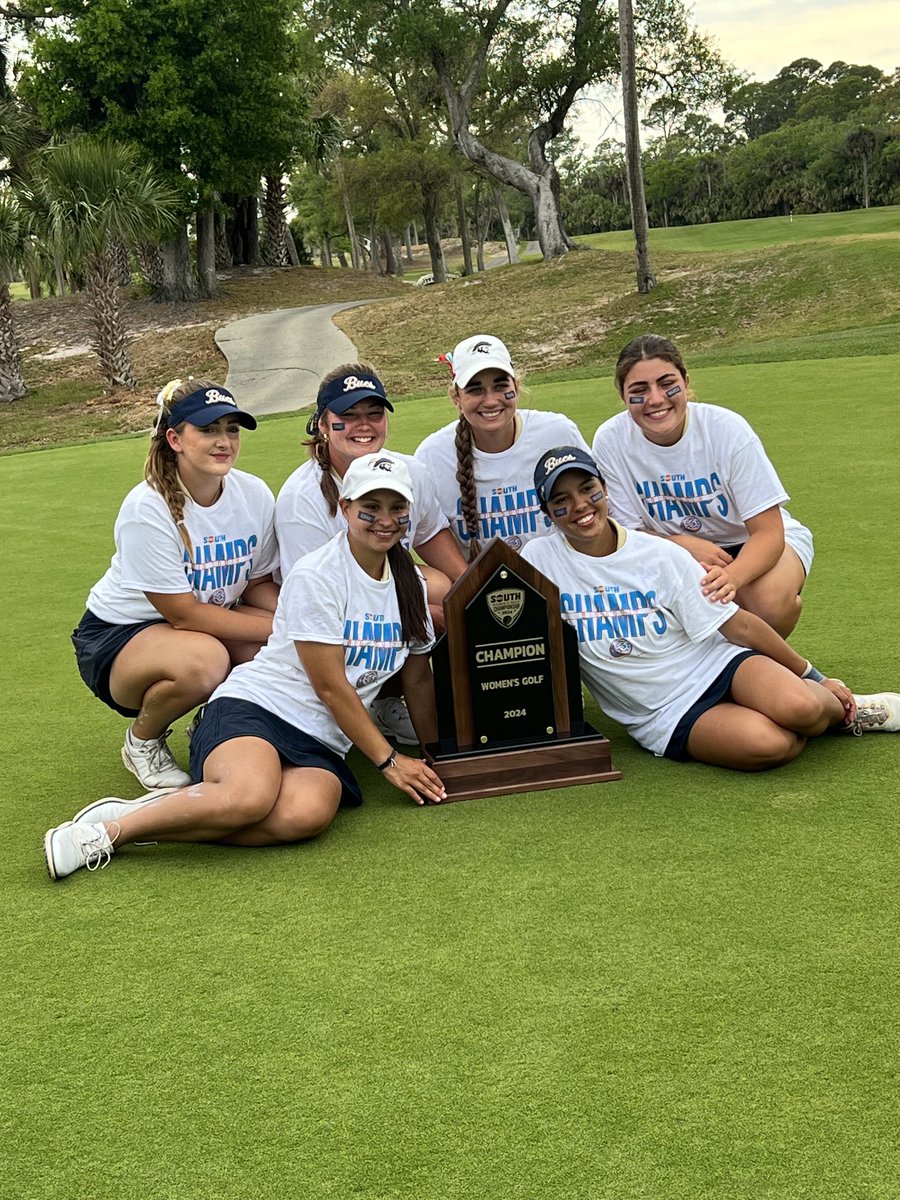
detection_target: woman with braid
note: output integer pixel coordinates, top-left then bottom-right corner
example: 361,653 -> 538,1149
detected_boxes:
275,365 -> 466,741
46,454 -> 446,881
71,380 -> 279,790
414,335 -> 590,560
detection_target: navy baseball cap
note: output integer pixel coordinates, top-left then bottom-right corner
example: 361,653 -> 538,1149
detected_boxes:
317,371 -> 394,417
167,385 -> 257,430
533,446 -> 602,503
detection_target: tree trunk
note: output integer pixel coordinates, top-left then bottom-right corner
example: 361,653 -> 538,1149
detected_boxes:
421,185 -> 447,282
214,208 -> 232,269
455,176 -> 473,276
381,228 -> 400,275
246,196 -> 261,266
0,283 -> 26,402
285,225 -> 301,267
134,242 -> 163,291
52,254 -> 67,297
492,186 -> 519,264
336,248 -> 349,268
619,0 -> 657,294
333,153 -> 362,271
368,220 -> 383,274
158,226 -> 197,302
320,235 -> 333,269
85,248 -> 136,389
196,205 -> 217,297
26,262 -> 41,299
110,239 -> 131,286
263,174 -> 291,266
862,156 -> 870,209
404,226 -> 414,263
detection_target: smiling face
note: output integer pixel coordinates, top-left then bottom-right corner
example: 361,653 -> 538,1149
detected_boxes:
545,468 -> 615,554
320,400 -> 389,475
340,488 -> 410,554
620,356 -> 689,446
166,416 -> 241,495
454,368 -> 519,449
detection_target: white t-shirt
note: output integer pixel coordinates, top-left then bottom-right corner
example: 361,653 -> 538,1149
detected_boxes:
522,524 -> 744,755
87,470 -> 278,624
592,403 -> 811,556
275,453 -> 449,578
414,409 -> 591,554
212,531 -> 434,756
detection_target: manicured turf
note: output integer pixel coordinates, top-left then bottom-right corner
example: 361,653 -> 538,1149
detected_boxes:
5,356 -> 899,1198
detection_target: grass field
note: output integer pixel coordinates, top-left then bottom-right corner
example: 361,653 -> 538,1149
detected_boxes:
5,350 -> 900,1198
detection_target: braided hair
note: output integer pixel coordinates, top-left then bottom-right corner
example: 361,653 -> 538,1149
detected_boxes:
303,361 -> 383,518
454,413 -> 481,562
145,378 -> 222,554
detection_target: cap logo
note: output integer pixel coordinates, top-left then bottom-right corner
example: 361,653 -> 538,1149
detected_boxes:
543,453 -> 577,471
472,341 -> 492,354
343,375 -> 376,392
204,388 -> 236,407
372,457 -> 395,472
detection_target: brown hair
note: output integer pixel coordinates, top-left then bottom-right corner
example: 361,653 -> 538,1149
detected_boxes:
304,361 -> 384,518
388,544 -> 429,646
144,378 -> 222,554
614,334 -> 689,396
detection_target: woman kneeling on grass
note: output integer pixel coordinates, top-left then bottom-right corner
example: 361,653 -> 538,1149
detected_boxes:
521,447 -> 899,769
46,453 -> 446,881
592,334 -> 814,638
71,380 -> 279,790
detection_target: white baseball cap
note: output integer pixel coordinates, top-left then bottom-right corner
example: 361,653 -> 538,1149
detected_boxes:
449,334 -> 515,389
339,452 -> 414,503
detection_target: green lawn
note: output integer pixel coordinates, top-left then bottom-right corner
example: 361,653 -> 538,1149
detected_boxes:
5,356 -> 900,1198
576,205 -> 900,253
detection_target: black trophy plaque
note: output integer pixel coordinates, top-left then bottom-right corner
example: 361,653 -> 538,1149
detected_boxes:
424,538 -> 621,802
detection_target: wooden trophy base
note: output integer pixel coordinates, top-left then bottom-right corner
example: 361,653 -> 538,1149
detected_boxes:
423,725 -> 621,804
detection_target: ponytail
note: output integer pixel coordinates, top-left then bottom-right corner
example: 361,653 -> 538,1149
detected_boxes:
454,414 -> 481,562
388,545 -> 429,646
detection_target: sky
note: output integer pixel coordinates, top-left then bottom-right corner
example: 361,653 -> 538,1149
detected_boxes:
573,0 -> 899,149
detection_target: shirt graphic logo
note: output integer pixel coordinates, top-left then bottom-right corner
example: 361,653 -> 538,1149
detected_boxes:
609,638 -> 634,658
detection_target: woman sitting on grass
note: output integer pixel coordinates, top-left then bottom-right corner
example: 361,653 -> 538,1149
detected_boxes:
46,453 -> 446,881
71,380 -> 279,790
521,447 -> 898,770
414,334 -> 591,561
275,364 -> 467,741
592,334 -> 813,637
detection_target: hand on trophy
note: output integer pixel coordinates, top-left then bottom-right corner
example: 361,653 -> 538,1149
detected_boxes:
384,754 -> 447,806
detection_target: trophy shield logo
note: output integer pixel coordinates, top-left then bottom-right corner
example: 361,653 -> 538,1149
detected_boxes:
487,587 -> 525,629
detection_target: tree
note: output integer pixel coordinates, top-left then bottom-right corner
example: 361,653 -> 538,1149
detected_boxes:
618,0 -> 655,292
30,137 -> 178,389
844,126 -> 878,208
0,191 -> 26,402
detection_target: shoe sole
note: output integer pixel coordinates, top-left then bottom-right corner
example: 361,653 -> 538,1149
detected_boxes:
44,822 -> 71,882
120,745 -> 191,789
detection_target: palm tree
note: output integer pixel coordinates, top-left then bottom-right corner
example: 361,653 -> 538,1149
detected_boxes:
28,137 -> 179,389
0,190 -> 27,403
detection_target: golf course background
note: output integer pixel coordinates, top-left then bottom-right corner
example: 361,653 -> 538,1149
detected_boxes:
4,211 -> 899,1198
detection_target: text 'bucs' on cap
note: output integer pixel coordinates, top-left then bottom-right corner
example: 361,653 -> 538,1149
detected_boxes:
167,385 -> 257,430
449,335 -> 515,389
317,371 -> 394,417
339,451 -> 415,504
533,446 -> 602,503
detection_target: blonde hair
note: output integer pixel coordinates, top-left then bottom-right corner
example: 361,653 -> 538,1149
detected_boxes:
144,378 -> 221,554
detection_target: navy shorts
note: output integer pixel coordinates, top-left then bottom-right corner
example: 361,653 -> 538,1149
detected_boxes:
72,609 -> 166,718
188,697 -> 364,807
663,650 -> 759,761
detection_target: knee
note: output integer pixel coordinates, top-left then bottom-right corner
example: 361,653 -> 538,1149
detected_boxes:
749,727 -> 805,770
738,584 -> 802,639
267,795 -> 338,843
179,639 -> 231,698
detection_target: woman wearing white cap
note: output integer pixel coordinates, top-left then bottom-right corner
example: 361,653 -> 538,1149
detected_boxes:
276,364 -> 467,741
71,379 -> 279,791
414,334 -> 591,561
45,452 -> 447,881
521,446 -> 898,769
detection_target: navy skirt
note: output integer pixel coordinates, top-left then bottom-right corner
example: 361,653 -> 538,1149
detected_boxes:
189,697 -> 364,807
72,609 -> 166,717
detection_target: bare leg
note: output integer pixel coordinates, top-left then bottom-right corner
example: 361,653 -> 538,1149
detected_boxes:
686,657 -> 844,770
220,766 -> 342,846
736,546 -> 806,638
110,625 -> 231,739
107,738 -> 283,845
